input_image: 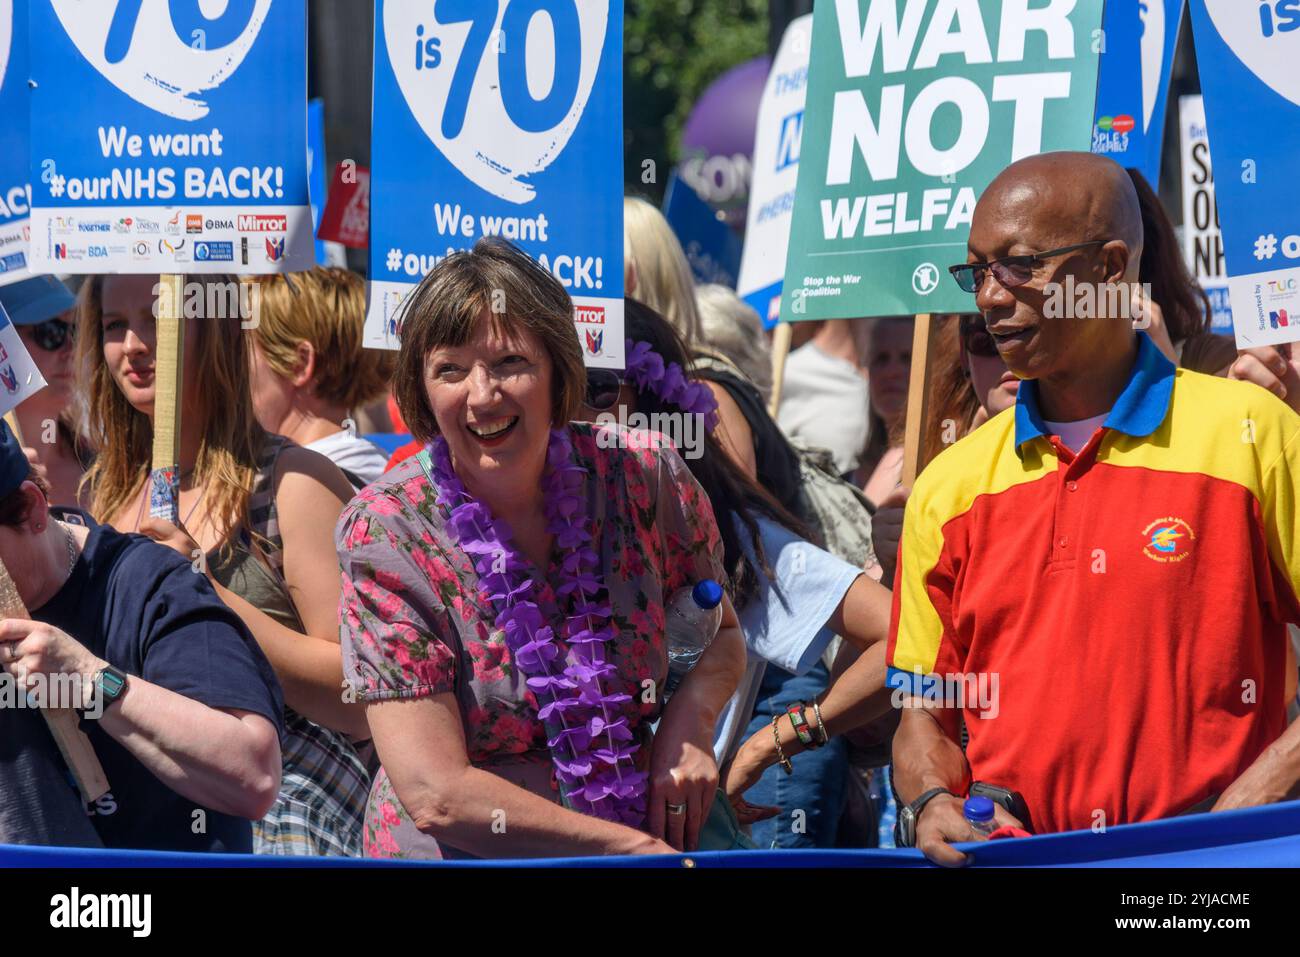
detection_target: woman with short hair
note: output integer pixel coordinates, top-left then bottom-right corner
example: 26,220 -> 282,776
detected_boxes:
338,237 -> 747,858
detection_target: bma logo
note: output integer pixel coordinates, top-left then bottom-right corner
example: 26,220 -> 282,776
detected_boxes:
205,218 -> 234,230
383,2 -> 609,204
775,110 -> 803,172
237,213 -> 286,231
50,0 -> 271,121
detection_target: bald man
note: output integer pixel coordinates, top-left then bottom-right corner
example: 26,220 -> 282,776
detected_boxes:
887,152 -> 1300,865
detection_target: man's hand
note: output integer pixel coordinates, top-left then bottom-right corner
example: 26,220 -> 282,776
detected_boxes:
1212,744 -> 1299,813
1229,345 -> 1300,413
916,793 -> 1024,867
0,618 -> 106,705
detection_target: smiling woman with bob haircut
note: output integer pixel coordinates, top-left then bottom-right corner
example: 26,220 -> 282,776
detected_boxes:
337,237 -> 747,859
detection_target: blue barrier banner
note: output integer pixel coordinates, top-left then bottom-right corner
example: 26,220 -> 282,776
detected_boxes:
663,170 -> 742,290
6,798 -> 1300,868
1091,0 -> 1183,188
26,0 -> 312,275
1188,0 -> 1300,348
366,0 -> 625,369
0,0 -> 30,286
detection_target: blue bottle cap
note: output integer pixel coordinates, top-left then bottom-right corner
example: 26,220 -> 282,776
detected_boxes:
963,795 -> 995,823
692,579 -> 723,609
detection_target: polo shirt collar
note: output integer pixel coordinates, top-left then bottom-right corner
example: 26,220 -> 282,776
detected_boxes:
1014,332 -> 1175,450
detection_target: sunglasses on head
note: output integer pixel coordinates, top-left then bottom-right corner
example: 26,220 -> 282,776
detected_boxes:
948,240 -> 1106,294
959,320 -> 999,358
584,369 -> 623,411
28,318 -> 76,352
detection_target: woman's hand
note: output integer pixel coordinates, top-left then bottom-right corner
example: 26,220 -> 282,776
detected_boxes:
647,698 -> 720,852
721,732 -> 781,825
870,486 -> 909,585
1229,344 -> 1300,413
1132,287 -> 1177,363
0,618 -> 106,704
138,515 -> 204,568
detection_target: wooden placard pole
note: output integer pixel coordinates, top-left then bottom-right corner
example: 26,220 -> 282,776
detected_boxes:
149,274 -> 185,522
768,320 -> 794,416
901,314 -> 941,487
0,414 -> 109,803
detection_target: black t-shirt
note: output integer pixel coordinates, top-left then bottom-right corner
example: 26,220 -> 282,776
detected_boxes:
14,518 -> 284,852
0,708 -> 104,848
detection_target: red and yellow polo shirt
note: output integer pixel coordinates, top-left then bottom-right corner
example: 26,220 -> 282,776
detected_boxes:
887,332 -> 1300,834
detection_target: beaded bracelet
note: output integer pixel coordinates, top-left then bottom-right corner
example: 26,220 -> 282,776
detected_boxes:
786,702 -> 815,748
771,714 -> 794,774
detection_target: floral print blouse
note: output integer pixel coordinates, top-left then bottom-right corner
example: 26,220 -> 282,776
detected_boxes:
336,421 -> 725,789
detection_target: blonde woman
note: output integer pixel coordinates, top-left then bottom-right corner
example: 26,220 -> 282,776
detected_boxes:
76,273 -> 370,856
246,268 -> 395,488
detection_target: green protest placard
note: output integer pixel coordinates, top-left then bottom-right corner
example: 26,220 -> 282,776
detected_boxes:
781,0 -> 1105,321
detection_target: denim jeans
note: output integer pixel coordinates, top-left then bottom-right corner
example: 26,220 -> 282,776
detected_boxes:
742,661 -> 848,849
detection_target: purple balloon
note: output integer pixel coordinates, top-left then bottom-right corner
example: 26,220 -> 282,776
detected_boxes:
679,55 -> 770,228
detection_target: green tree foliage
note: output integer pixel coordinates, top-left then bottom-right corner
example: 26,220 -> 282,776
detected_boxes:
624,0 -> 768,200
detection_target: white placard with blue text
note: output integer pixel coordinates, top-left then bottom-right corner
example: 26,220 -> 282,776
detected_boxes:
0,301 -> 47,415
1188,0 -> 1300,347
26,0 -> 312,275
368,0 -> 625,368
0,0 -> 30,286
736,13 -> 811,330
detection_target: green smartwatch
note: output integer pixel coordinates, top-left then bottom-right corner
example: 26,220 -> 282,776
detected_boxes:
82,665 -> 128,719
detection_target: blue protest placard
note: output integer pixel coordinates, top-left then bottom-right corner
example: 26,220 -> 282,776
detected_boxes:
1188,0 -> 1300,347
308,97 -> 328,266
26,0 -> 311,275
663,169 -> 742,290
0,0 -> 30,286
367,0 -> 625,369
1091,0 -> 1183,188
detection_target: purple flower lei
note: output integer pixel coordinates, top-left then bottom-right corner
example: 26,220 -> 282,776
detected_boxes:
428,428 -> 648,826
623,339 -> 721,432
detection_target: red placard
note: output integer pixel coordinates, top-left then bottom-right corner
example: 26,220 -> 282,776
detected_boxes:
317,163 -> 370,249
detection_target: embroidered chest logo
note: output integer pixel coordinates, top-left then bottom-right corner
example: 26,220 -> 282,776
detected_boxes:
1142,517 -> 1195,563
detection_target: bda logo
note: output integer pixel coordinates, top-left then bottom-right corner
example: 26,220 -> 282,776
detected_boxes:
383,0 -> 609,204
1205,0 -> 1300,108
51,0 -> 272,121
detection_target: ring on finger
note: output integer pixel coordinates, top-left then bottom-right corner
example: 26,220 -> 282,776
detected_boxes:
666,802 -> 687,816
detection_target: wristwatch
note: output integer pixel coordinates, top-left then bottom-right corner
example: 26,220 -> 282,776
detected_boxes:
81,665 -> 129,720
896,787 -> 954,848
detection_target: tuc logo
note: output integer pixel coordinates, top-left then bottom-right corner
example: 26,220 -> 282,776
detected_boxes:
50,0 -> 271,121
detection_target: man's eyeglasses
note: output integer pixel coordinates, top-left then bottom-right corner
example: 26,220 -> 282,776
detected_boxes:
27,318 -> 76,352
584,369 -> 623,411
948,241 -> 1106,294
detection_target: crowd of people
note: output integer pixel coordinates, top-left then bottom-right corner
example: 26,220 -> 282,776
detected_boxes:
2,150 -> 1299,865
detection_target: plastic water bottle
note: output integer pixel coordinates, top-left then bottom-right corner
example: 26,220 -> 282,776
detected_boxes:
964,795 -> 997,837
663,580 -> 724,700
